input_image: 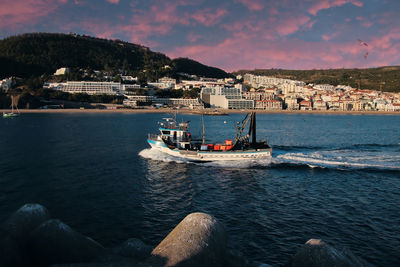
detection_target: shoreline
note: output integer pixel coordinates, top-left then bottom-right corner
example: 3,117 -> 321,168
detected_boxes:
1,108 -> 400,115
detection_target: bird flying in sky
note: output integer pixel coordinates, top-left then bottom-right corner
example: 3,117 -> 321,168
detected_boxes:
358,39 -> 368,46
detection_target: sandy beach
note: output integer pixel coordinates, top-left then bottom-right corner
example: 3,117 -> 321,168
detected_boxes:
1,108 -> 400,115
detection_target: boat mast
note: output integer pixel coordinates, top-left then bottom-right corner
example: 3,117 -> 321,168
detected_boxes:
10,95 -> 14,113
202,113 -> 205,144
251,112 -> 256,145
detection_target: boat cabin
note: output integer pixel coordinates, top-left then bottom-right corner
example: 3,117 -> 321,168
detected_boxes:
159,118 -> 192,149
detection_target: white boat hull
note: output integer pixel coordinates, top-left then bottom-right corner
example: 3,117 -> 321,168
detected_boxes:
147,139 -> 272,161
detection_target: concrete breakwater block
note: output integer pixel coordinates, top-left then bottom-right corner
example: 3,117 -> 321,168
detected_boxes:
113,238 -> 153,260
150,212 -> 227,267
28,219 -> 105,266
287,239 -> 367,267
2,203 -> 51,244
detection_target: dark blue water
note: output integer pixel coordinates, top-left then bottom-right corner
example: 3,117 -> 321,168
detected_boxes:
1,113 -> 399,266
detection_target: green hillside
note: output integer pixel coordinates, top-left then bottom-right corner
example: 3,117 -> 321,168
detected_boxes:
235,67 -> 400,92
172,57 -> 232,79
0,33 -> 230,80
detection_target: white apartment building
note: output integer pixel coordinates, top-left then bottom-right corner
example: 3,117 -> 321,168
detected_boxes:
234,83 -> 246,92
158,77 -> 177,89
313,100 -> 327,110
44,81 -> 128,95
178,80 -> 224,90
201,86 -> 254,109
255,100 -> 282,110
153,98 -> 203,109
121,76 -> 138,81
123,95 -> 202,109
313,84 -> 335,91
336,85 -> 353,91
284,96 -> 299,110
244,73 -> 305,89
243,90 -> 275,101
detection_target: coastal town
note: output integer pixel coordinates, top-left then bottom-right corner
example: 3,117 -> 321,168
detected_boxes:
2,67 -> 400,112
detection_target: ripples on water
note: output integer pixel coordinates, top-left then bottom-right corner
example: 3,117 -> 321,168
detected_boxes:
1,113 -> 400,266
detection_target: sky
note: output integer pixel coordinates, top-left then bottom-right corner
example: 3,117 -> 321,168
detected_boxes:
0,0 -> 399,72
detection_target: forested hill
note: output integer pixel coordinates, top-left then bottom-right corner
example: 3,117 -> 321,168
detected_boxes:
0,33 -> 231,80
235,67 -> 400,92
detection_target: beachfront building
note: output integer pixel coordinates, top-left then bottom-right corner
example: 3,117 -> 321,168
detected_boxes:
123,95 -> 203,109
200,86 -> 254,109
243,89 -> 276,101
153,98 -> 203,109
299,100 -> 312,110
313,100 -> 327,110
255,100 -> 282,110
339,100 -> 355,111
284,96 -> 299,110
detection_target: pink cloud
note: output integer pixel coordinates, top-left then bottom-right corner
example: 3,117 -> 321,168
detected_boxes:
322,32 -> 339,41
165,29 -> 399,72
224,12 -> 313,39
191,8 -> 228,26
362,21 -> 373,27
106,0 -> 119,4
275,15 -> 311,36
236,0 -> 264,11
308,0 -> 364,16
0,0 -> 67,30
187,32 -> 201,43
370,29 -> 400,50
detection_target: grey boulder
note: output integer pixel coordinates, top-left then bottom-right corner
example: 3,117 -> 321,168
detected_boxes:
149,212 -> 227,267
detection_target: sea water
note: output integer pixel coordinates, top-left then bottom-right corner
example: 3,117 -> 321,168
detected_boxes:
0,113 -> 399,265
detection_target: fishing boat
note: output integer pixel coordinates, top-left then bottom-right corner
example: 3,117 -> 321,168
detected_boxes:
147,112 -> 272,161
3,96 -> 20,118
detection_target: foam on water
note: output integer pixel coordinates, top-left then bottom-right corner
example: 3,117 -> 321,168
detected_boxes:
140,145 -> 400,170
276,148 -> 400,170
139,148 -> 191,164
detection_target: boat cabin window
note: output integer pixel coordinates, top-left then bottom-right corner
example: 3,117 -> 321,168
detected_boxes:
162,131 -> 170,135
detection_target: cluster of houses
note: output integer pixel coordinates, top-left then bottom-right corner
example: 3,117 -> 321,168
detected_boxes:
7,67 -> 400,112
241,74 -> 400,111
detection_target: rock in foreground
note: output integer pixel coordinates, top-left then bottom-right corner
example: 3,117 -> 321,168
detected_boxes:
28,219 -> 105,266
2,203 -> 51,244
113,238 -> 153,260
150,212 -> 227,267
287,239 -> 367,267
